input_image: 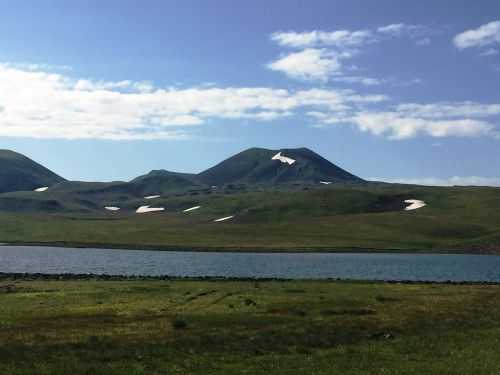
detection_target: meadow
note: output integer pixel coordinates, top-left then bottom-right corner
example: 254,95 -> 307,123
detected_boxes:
1,277 -> 500,374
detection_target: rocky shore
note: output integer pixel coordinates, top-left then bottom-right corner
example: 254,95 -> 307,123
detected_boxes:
1,272 -> 500,285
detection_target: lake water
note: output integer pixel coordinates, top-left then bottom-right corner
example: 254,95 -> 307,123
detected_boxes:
0,246 -> 500,281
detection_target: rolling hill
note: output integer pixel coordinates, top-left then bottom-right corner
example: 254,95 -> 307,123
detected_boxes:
0,150 -> 65,193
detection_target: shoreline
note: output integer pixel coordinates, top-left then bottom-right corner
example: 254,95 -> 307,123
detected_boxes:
2,272 -> 500,285
1,240 -> 498,255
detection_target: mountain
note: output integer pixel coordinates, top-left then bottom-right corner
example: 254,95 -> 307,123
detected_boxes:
0,150 -> 65,193
198,147 -> 364,186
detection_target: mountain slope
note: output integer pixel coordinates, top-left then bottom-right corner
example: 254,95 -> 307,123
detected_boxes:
198,147 -> 364,186
0,150 -> 65,193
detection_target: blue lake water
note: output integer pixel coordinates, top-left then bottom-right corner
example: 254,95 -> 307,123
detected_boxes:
0,246 -> 499,281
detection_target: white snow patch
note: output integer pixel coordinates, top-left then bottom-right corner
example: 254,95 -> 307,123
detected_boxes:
319,181 -> 332,185
144,195 -> 161,200
136,205 -> 165,214
104,206 -> 121,211
34,187 -> 49,192
272,152 -> 296,165
214,215 -> 234,222
404,199 -> 427,211
183,206 -> 201,212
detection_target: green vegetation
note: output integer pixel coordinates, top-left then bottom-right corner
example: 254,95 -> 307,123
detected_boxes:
1,278 -> 500,374
1,184 -> 500,253
0,147 -> 499,253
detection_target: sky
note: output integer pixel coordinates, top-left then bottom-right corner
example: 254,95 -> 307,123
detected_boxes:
0,0 -> 500,185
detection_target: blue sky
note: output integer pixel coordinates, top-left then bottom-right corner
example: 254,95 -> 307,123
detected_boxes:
1,0 -> 500,185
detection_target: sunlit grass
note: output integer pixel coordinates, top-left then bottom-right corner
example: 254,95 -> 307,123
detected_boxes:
1,279 -> 500,374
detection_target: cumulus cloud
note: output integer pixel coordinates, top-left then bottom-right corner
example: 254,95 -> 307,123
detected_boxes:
454,21 -> 500,50
267,48 -> 342,81
369,176 -> 500,187
0,63 -> 386,140
269,24 -> 434,82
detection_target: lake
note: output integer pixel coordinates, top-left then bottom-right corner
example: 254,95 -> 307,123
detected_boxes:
1,245 -> 500,281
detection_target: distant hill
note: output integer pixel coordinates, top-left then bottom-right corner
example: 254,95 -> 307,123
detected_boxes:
45,170 -> 206,201
130,170 -> 206,195
198,147 -> 364,186
0,146 -> 364,213
0,150 -> 65,193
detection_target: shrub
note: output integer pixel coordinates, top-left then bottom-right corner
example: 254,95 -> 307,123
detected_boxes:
171,318 -> 188,330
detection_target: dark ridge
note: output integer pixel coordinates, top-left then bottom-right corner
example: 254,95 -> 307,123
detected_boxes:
0,149 -> 65,193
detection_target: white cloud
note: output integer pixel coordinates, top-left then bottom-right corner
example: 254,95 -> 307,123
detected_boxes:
0,63 -> 387,140
369,176 -> 500,187
271,24 -> 431,49
454,21 -> 500,49
267,48 -> 342,81
270,30 -> 373,48
1,62 -> 498,142
350,112 -> 493,139
269,24 -> 434,82
308,100 -> 500,139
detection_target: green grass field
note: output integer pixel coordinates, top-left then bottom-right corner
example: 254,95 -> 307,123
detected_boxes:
1,184 -> 500,253
1,278 -> 500,374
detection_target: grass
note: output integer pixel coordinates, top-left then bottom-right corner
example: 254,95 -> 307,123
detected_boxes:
1,278 -> 500,374
0,184 -> 500,253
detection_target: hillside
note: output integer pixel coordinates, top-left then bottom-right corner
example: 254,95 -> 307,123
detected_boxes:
1,184 -> 500,253
0,150 -> 65,193
198,147 -> 364,186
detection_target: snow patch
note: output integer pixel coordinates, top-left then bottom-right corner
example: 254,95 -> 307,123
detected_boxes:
104,206 -> 120,211
136,205 -> 165,214
319,181 -> 332,185
404,199 -> 427,211
144,195 -> 161,200
214,215 -> 234,222
272,152 -> 296,165
183,206 -> 201,212
34,187 -> 49,192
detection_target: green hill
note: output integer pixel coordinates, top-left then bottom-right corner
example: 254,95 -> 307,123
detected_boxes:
198,147 -> 363,186
0,150 -> 65,193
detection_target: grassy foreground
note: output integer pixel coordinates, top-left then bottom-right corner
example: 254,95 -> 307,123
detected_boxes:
1,278 -> 500,374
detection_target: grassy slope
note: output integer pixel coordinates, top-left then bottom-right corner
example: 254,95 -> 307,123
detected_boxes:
0,184 -> 499,252
1,278 -> 500,374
